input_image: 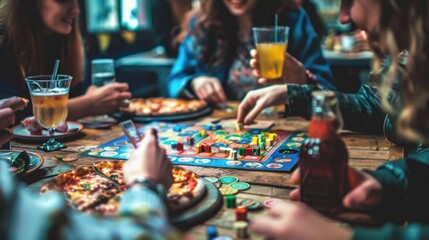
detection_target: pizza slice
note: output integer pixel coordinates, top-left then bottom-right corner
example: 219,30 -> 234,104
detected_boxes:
93,161 -> 125,187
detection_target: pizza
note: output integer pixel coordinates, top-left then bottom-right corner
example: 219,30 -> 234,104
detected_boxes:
40,162 -> 206,215
121,98 -> 208,116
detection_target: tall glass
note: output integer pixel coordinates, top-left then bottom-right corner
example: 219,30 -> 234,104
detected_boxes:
25,75 -> 72,152
253,26 -> 289,79
91,58 -> 116,86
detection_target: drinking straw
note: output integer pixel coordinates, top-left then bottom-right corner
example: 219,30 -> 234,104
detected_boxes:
51,59 -> 60,80
274,14 -> 279,42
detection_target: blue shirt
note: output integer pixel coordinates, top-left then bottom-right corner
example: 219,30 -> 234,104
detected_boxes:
167,8 -> 335,99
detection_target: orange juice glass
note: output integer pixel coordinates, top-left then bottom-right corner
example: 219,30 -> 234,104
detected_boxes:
253,26 -> 289,79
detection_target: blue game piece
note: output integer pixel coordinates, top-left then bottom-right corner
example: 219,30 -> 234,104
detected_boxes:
215,124 -> 222,130
171,143 -> 177,149
173,126 -> 182,132
206,226 -> 218,240
204,125 -> 212,131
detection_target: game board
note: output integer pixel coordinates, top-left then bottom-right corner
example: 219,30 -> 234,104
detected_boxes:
82,121 -> 307,172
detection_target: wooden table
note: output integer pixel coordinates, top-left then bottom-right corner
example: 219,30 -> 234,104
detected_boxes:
14,103 -> 403,239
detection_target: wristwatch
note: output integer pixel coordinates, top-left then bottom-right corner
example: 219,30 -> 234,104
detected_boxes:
128,177 -> 167,203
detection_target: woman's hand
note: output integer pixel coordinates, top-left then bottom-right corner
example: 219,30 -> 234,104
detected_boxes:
250,49 -> 307,85
85,83 -> 132,115
250,201 -> 352,240
289,167 -> 383,210
123,129 -> 174,189
191,76 -> 227,106
237,85 -> 288,125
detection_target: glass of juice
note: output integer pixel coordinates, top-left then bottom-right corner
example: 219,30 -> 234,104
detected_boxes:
25,75 -> 72,151
252,26 -> 289,79
91,58 -> 116,87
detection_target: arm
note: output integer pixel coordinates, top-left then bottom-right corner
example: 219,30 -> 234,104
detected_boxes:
287,83 -> 385,133
286,8 -> 335,90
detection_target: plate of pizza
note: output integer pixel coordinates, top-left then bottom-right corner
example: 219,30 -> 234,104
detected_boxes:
40,161 -> 207,215
115,98 -> 212,122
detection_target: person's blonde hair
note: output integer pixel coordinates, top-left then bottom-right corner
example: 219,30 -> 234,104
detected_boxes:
371,0 -> 429,143
0,0 -> 84,91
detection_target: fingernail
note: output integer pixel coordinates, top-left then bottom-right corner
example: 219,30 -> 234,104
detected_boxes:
150,128 -> 158,138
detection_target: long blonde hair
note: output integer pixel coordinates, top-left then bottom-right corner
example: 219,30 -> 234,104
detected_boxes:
371,0 -> 429,143
0,0 -> 84,91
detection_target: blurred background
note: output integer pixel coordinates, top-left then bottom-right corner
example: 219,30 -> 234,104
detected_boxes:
78,0 -> 371,98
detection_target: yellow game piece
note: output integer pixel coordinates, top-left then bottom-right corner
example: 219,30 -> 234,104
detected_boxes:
201,130 -> 207,137
235,122 -> 244,131
252,136 -> 259,146
269,133 -> 277,141
266,138 -> 273,147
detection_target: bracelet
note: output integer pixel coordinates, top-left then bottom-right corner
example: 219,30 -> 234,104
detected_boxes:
128,177 -> 166,201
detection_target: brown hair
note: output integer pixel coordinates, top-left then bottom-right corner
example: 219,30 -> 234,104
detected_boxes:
176,0 -> 298,68
372,0 -> 429,143
0,0 -> 84,91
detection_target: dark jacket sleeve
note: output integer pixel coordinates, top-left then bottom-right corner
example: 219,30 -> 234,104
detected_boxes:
150,0 -> 177,57
287,82 -> 385,133
286,8 -> 335,90
353,148 -> 429,239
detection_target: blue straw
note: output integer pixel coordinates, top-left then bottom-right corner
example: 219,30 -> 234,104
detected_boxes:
51,59 -> 60,80
274,14 -> 279,42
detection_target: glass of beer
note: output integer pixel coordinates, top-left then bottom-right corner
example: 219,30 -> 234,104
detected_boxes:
91,59 -> 116,87
253,26 -> 289,79
25,75 -> 72,151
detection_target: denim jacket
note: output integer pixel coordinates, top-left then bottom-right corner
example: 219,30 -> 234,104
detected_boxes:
167,8 -> 335,99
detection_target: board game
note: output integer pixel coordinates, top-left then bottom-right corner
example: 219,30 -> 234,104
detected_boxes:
82,121 -> 307,172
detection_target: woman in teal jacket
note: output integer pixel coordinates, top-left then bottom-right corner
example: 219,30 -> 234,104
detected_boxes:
167,0 -> 334,105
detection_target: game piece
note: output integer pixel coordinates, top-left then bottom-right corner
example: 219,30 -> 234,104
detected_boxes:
173,125 -> 182,132
230,182 -> 250,191
219,186 -> 238,196
201,130 -> 207,137
176,142 -> 184,151
206,226 -> 218,240
234,221 -> 249,239
62,156 -> 78,162
171,143 -> 177,149
226,195 -> 237,208
235,122 -> 244,131
245,147 -> 252,156
195,144 -> 203,153
187,137 -> 194,145
235,207 -> 248,222
259,142 -> 266,150
266,138 -> 273,147
269,133 -> 277,141
204,145 -> 211,153
215,124 -> 222,130
204,177 -> 219,183
264,198 -> 286,208
252,146 -> 260,156
252,136 -> 259,146
220,176 -> 239,184
239,199 -> 263,210
238,147 -> 245,156
229,150 -> 238,160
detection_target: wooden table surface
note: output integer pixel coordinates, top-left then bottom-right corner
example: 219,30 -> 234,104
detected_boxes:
14,103 -> 403,239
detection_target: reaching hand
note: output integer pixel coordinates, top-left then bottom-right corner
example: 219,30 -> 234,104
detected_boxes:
289,167 -> 383,211
85,83 -> 132,115
250,49 -> 307,85
191,76 -> 227,106
250,201 -> 352,240
123,129 -> 174,189
237,85 -> 288,125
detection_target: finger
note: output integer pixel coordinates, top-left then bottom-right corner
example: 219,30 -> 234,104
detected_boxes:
0,108 -> 15,129
211,80 -> 227,103
110,82 -> 130,91
252,69 -> 261,78
236,95 -> 254,123
257,78 -> 269,84
343,181 -> 379,210
288,188 -> 301,201
250,59 -> 259,70
118,91 -> 132,100
250,49 -> 258,58
206,83 -> 222,103
250,217 -> 283,237
244,102 -> 265,125
0,97 -> 29,112
290,168 -> 300,185
138,129 -> 158,153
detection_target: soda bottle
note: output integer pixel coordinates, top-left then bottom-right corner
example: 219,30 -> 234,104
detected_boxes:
300,90 -> 349,215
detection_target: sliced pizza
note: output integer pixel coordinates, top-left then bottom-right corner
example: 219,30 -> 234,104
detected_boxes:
121,98 -> 208,116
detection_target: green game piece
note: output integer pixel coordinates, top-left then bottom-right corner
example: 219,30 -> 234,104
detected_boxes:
220,176 -> 239,184
239,199 -> 263,210
230,182 -> 251,191
238,147 -> 246,156
225,195 -> 237,208
204,177 -> 219,183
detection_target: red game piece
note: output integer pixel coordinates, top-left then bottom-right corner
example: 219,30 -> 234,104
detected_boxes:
204,145 -> 212,153
235,207 -> 248,222
177,142 -> 184,151
245,147 -> 252,156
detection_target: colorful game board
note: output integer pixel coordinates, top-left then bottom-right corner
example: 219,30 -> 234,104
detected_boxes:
82,121 -> 307,172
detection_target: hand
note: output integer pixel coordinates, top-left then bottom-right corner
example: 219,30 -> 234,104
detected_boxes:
190,76 -> 227,106
85,83 -> 132,115
237,85 -> 288,125
289,167 -> 383,210
0,97 -> 29,112
123,129 -> 174,189
250,49 -> 307,85
250,201 -> 352,240
0,108 -> 15,145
